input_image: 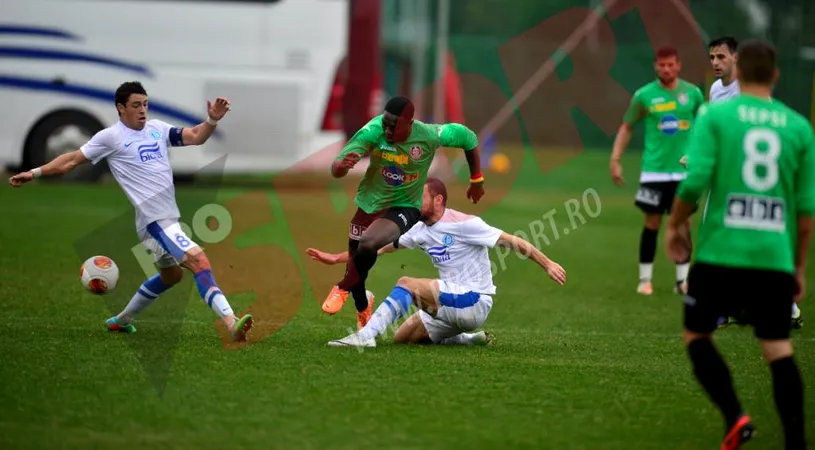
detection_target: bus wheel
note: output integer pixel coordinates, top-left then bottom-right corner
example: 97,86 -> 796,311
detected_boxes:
24,110 -> 108,183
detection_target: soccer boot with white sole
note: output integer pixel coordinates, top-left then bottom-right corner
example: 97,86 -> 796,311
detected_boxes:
637,280 -> 653,296
472,331 -> 494,346
328,333 -> 376,348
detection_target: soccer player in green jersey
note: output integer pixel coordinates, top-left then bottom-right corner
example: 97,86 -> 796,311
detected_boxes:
322,97 -> 485,328
666,39 -> 812,450
610,46 -> 705,296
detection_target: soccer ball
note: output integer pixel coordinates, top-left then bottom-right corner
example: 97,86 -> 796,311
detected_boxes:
80,256 -> 119,294
489,152 -> 511,174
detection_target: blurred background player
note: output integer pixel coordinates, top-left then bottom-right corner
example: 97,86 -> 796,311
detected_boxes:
666,39 -> 812,450
307,178 -> 566,348
609,46 -> 705,296
8,81 -> 254,341
708,36 -> 741,102
323,96 -> 485,329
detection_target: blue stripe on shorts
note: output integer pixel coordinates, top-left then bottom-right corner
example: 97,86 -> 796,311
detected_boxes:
146,221 -> 187,261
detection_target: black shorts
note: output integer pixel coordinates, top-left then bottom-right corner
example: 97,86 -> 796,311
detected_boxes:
684,263 -> 796,340
349,207 -> 421,240
635,181 -> 681,214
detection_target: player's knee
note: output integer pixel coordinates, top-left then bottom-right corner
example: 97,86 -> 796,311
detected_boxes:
760,339 -> 793,363
183,250 -> 211,273
683,329 -> 710,346
160,266 -> 184,285
357,236 -> 380,255
644,214 -> 662,230
396,276 -> 414,288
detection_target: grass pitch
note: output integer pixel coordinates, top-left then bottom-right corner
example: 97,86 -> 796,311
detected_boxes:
1,151 -> 813,449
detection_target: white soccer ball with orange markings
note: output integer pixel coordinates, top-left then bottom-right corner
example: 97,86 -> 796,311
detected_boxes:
80,256 -> 119,294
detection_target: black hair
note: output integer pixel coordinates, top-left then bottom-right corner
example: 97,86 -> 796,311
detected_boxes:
115,81 -> 147,113
737,39 -> 777,84
708,36 -> 738,54
384,96 -> 415,119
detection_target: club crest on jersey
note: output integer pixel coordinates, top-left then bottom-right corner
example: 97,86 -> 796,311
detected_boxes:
426,245 -> 451,263
442,234 -> 454,246
410,146 -> 423,160
138,142 -> 162,162
150,130 -> 162,140
678,93 -> 689,105
380,165 -> 419,186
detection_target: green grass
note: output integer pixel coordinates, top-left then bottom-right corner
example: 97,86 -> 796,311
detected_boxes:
1,151 -> 813,450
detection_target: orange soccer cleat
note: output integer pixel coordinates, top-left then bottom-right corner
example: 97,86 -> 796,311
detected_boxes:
322,285 -> 349,315
357,291 -> 375,330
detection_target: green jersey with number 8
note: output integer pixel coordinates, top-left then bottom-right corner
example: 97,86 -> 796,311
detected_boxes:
677,95 -> 815,273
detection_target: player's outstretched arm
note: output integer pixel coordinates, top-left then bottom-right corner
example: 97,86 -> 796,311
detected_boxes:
8,150 -> 89,187
439,123 -> 484,203
181,97 -> 231,146
495,232 -> 566,285
305,243 -> 399,265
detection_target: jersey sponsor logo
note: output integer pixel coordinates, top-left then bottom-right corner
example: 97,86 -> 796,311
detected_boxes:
378,150 -> 408,165
380,165 -> 419,186
349,223 -> 366,240
658,115 -> 690,135
650,101 -> 677,113
651,97 -> 666,104
725,194 -> 786,232
150,130 -> 162,140
426,245 -> 451,263
378,144 -> 396,151
410,146 -> 423,160
138,142 -> 163,162
442,234 -> 454,246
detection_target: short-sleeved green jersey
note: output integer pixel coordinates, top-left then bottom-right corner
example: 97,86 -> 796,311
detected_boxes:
337,115 -> 478,213
623,79 -> 705,179
677,95 -> 815,273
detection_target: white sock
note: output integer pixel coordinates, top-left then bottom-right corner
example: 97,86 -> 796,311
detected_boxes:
440,333 -> 477,345
358,292 -> 411,341
792,303 -> 801,318
117,291 -> 157,324
639,263 -> 654,282
676,263 -> 690,282
209,293 -> 234,320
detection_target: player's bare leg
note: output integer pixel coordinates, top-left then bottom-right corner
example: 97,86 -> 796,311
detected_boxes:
334,218 -> 400,326
181,247 -> 253,342
106,265 -> 183,333
638,213 -> 661,295
393,313 -> 433,344
760,339 -> 806,450
674,217 -> 692,295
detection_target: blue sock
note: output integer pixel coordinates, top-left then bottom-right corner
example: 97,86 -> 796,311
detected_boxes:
358,286 -> 414,340
194,269 -> 234,318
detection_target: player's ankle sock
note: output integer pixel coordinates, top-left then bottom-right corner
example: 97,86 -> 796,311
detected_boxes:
351,285 -> 369,312
687,339 -> 743,429
770,356 -> 806,450
639,228 -> 657,280
792,303 -> 801,319
676,263 -> 690,283
357,286 -> 412,341
117,274 -> 173,323
440,333 -> 477,345
193,269 -> 234,320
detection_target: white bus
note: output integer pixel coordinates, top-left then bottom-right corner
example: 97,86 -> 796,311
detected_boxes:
1,0 -> 348,181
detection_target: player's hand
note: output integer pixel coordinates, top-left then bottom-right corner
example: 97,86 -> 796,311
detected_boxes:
466,181 -> 484,204
207,97 -> 231,121
8,171 -> 34,187
610,160 -> 624,186
665,223 -> 691,263
544,261 -> 567,285
306,248 -> 341,265
679,155 -> 688,168
332,153 -> 362,177
794,267 -> 806,302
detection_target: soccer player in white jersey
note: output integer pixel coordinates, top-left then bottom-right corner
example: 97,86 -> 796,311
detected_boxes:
8,81 -> 254,341
306,178 -> 567,347
708,37 -> 740,102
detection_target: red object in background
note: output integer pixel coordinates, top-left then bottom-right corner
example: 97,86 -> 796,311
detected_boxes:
341,0 -> 381,140
443,52 -> 465,124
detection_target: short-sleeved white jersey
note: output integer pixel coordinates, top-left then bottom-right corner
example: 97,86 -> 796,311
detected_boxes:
397,208 -> 504,295
81,119 -> 185,231
709,78 -> 740,103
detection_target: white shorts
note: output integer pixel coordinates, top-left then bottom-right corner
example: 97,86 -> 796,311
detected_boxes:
419,280 -> 493,342
138,219 -> 200,268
